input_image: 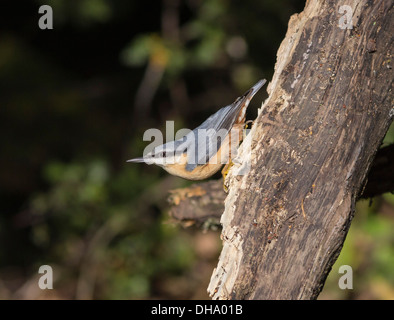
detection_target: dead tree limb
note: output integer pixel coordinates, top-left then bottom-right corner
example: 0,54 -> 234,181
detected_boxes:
168,144 -> 394,224
168,181 -> 225,227
202,0 -> 393,300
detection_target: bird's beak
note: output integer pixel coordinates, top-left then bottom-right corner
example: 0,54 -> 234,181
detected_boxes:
126,157 -> 147,163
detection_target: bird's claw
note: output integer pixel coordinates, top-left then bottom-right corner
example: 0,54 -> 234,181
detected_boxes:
221,161 -> 234,193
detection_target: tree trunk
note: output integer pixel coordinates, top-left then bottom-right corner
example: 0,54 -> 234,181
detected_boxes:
205,0 -> 393,299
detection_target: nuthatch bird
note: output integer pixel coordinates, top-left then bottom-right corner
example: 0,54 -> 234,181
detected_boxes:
127,79 -> 266,180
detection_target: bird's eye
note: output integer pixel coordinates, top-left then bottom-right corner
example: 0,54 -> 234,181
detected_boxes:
162,152 -> 167,157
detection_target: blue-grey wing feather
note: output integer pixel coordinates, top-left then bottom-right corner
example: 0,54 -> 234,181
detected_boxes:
182,79 -> 266,172
184,104 -> 239,171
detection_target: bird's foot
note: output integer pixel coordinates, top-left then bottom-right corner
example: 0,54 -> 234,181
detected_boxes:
221,161 -> 234,193
244,120 -> 254,129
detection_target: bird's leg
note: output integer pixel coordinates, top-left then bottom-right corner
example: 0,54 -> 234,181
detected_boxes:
244,120 -> 254,140
221,161 -> 234,192
245,119 -> 254,129
222,121 -> 249,192
222,118 -> 257,192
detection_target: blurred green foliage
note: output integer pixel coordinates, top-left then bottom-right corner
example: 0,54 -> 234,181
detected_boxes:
0,0 -> 392,300
40,0 -> 113,26
24,157 -> 198,299
321,195 -> 394,299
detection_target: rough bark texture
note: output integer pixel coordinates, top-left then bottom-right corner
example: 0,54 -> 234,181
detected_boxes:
168,181 -> 224,227
203,0 -> 394,300
168,144 -> 394,224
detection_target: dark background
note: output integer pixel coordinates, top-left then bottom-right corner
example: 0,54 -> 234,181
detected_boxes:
0,0 -> 393,299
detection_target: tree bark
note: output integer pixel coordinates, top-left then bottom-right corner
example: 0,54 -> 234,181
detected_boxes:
168,181 -> 224,227
203,0 -> 393,300
168,144 -> 394,224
